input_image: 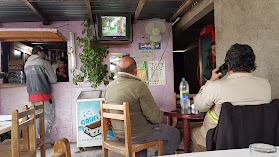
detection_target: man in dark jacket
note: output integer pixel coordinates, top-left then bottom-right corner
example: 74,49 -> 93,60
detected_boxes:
25,45 -> 57,139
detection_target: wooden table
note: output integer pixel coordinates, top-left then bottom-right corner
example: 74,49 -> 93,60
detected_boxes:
0,122 -> 11,135
161,107 -> 205,153
0,115 -> 12,135
162,146 -> 279,157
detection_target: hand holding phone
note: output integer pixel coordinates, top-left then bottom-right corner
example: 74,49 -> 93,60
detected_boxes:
210,68 -> 223,82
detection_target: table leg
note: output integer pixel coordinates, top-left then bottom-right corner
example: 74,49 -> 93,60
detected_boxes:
183,118 -> 190,153
166,116 -> 170,125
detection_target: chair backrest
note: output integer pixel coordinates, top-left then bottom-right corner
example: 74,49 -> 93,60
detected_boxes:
22,102 -> 45,151
11,106 -> 36,156
51,138 -> 71,157
173,92 -> 196,109
101,101 -> 132,153
206,100 -> 279,151
31,102 -> 45,147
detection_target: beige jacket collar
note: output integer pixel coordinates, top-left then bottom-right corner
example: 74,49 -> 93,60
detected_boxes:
117,72 -> 145,83
227,73 -> 253,79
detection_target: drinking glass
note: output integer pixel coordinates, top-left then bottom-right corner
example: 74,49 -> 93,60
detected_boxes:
249,143 -> 277,157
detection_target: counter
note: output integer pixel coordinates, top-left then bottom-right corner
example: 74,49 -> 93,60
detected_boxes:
0,83 -> 26,88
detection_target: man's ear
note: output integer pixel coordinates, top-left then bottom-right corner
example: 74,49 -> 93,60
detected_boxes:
227,64 -> 231,73
133,67 -> 137,76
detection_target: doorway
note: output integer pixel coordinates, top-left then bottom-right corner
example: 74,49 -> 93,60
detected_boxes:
173,10 -> 214,94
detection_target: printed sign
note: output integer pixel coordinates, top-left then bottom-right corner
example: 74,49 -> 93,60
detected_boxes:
76,98 -> 115,147
137,61 -> 148,85
139,43 -> 161,50
148,61 -> 166,85
139,50 -> 154,61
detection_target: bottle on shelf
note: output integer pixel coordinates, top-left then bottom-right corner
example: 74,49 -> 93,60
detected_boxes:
179,78 -> 190,114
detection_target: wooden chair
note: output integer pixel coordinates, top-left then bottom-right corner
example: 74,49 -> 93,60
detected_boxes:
1,102 -> 46,157
0,106 -> 36,157
100,101 -> 164,157
173,92 -> 205,153
172,92 -> 196,127
51,138 -> 71,157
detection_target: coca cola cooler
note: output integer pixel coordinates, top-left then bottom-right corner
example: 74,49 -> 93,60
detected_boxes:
198,25 -> 215,86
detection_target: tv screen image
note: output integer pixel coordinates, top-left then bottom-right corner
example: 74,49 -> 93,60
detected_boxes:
101,16 -> 126,37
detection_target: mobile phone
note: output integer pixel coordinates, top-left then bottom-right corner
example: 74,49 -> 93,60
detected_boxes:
217,63 -> 228,73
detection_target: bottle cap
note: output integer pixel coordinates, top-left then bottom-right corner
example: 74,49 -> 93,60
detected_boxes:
182,78 -> 185,81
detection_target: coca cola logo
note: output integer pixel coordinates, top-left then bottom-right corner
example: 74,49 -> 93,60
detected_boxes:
200,28 -> 206,36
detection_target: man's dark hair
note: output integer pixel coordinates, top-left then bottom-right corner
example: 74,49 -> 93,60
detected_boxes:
225,43 -> 256,72
32,45 -> 44,55
59,57 -> 68,67
118,62 -> 136,74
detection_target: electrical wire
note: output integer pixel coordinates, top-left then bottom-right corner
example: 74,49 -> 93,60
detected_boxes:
148,24 -> 171,81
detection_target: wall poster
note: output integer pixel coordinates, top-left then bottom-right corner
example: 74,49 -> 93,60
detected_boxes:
137,61 -> 148,85
148,61 -> 166,85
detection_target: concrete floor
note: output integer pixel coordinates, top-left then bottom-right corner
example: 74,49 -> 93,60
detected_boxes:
38,143 -> 160,157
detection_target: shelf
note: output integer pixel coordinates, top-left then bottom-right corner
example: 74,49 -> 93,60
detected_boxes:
99,41 -> 131,45
0,83 -> 26,88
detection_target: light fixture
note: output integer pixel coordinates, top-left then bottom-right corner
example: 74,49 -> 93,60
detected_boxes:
172,17 -> 181,26
173,50 -> 186,53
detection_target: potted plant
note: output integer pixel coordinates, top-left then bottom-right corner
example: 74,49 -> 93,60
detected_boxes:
0,72 -> 7,84
73,18 -> 114,88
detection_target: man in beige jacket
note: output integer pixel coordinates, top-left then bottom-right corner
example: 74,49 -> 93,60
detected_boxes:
191,43 -> 271,151
105,57 -> 181,157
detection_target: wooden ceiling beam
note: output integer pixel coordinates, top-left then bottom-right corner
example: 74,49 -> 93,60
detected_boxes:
168,0 -> 195,22
0,28 -> 67,42
86,0 -> 94,25
24,0 -> 49,25
173,0 -> 214,33
133,0 -> 146,24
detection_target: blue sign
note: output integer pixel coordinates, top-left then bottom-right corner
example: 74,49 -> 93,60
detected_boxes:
139,43 -> 161,50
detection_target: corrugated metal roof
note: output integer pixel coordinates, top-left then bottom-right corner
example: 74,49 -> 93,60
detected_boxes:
0,0 -> 187,23
0,1 -> 41,23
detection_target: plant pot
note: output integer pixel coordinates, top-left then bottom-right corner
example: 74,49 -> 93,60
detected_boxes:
0,78 -> 3,84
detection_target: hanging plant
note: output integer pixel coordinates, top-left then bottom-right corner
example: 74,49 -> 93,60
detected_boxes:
74,18 -> 114,88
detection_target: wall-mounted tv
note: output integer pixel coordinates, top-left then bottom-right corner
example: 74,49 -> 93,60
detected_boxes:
97,14 -> 131,41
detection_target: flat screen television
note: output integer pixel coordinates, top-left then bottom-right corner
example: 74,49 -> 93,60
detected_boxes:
97,14 -> 131,41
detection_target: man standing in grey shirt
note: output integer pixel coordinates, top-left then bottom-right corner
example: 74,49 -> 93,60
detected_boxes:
25,45 -> 57,140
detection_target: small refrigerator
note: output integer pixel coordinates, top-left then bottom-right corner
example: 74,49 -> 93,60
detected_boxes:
76,90 -> 114,148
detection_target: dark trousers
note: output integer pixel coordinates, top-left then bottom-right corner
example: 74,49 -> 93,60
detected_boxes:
119,123 -> 181,157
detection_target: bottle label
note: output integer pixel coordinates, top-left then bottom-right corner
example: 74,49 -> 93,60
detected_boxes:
180,91 -> 189,99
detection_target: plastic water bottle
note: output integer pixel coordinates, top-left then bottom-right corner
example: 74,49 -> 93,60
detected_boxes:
179,78 -> 190,113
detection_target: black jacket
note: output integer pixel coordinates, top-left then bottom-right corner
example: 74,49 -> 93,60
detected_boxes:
206,99 -> 279,151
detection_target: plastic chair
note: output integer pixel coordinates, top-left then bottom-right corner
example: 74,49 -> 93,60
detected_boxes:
100,101 -> 164,157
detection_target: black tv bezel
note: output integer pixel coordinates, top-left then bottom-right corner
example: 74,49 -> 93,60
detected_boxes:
97,13 -> 131,41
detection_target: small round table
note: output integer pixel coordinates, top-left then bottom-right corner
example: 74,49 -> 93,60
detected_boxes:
161,107 -> 205,153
